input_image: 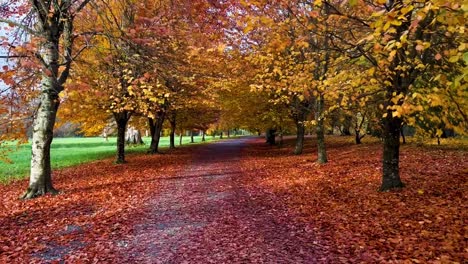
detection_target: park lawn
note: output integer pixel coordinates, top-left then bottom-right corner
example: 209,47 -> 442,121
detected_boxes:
0,136 -> 218,182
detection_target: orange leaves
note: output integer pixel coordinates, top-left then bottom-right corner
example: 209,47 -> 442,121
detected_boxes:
0,147 -> 192,262
240,137 -> 467,262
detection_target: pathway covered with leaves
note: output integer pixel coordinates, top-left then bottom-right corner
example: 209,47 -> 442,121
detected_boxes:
116,138 -> 323,263
0,137 -> 466,263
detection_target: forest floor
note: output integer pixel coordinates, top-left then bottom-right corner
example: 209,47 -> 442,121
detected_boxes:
0,136 -> 466,263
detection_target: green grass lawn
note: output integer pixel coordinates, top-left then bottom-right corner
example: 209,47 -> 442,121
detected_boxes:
0,135 -> 221,182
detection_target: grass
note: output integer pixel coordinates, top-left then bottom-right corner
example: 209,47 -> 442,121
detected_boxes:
0,135 -> 222,182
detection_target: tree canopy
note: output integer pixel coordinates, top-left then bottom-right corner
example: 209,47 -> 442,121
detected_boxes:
0,0 -> 466,197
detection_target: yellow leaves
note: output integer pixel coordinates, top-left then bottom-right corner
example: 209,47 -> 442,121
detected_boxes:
348,0 -> 358,7
383,21 -> 391,31
259,16 -> 273,26
448,55 -> 460,63
400,5 -> 414,15
127,85 -> 134,96
392,110 -> 401,118
388,50 -> 397,61
375,0 -> 387,5
415,64 -> 426,70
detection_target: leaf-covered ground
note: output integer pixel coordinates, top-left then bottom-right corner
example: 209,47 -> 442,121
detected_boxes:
0,136 -> 466,263
239,137 -> 467,263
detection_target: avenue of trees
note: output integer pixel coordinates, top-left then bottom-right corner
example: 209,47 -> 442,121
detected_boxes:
0,0 -> 466,198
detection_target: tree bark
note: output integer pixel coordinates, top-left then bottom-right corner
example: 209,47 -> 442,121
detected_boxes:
219,131 -> 223,139
169,115 -> 176,149
227,130 -> 230,138
294,121 -> 305,155
202,130 -> 206,142
179,133 -> 183,146
114,112 -> 130,164
149,111 -> 166,154
266,129 -> 276,145
21,0 -> 92,198
380,114 -> 405,191
355,129 -> 363,144
22,89 -> 60,199
190,130 -> 194,143
22,38 -> 63,199
316,95 -> 328,164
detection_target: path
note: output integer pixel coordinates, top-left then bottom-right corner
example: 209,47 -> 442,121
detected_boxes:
116,138 -> 322,263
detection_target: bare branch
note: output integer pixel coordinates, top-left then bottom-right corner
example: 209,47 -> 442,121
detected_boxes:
0,18 -> 41,36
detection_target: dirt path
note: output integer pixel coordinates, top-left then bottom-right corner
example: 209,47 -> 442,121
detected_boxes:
114,138 -> 322,263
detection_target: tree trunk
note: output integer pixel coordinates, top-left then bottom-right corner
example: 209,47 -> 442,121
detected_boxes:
190,130 -> 194,143
316,95 -> 328,164
355,129 -> 362,144
202,130 -> 206,142
22,89 -> 60,199
294,121 -> 305,155
169,118 -> 176,149
219,131 -> 223,139
114,112 -> 130,164
266,129 -> 276,145
126,127 -> 143,145
21,1 -> 92,199
149,112 -> 166,154
380,115 -> 405,191
227,130 -> 230,138
179,133 -> 183,146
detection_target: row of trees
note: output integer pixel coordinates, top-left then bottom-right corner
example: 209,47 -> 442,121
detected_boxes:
0,0 -> 466,198
0,0 -> 232,198
217,0 -> 466,190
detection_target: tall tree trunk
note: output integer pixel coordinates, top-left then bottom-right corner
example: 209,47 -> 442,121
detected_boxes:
294,121 -> 305,155
380,115 -> 405,191
21,0 -> 91,199
114,112 -> 130,164
179,133 -> 183,146
202,130 -> 206,142
190,130 -> 194,143
219,131 -> 223,139
149,112 -> 166,154
169,116 -> 176,149
227,130 -> 230,138
316,95 -> 328,164
22,88 -> 60,199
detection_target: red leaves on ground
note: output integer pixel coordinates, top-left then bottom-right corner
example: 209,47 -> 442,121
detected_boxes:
239,136 -> 467,263
0,137 -> 466,263
0,150 -> 192,263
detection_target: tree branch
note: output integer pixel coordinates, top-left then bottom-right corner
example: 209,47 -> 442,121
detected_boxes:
0,18 -> 41,36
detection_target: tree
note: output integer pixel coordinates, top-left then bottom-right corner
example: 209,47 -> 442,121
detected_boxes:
325,0 -> 466,190
0,0 -> 93,198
